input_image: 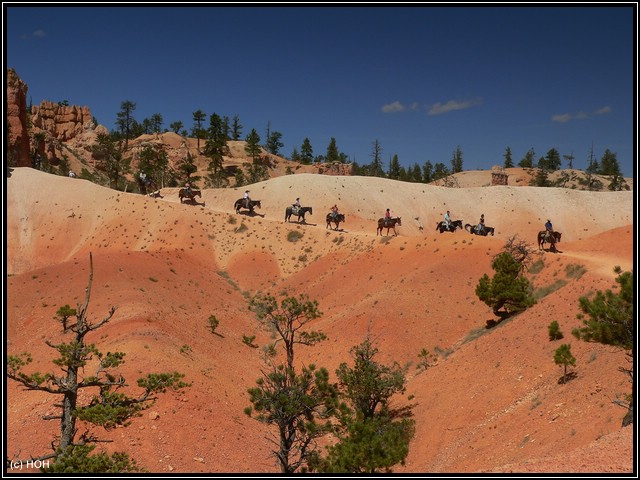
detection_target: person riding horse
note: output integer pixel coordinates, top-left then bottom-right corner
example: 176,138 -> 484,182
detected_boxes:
292,197 -> 301,215
384,208 -> 392,227
244,190 -> 251,209
331,204 -> 339,221
443,210 -> 453,230
545,219 -> 554,242
476,214 -> 485,235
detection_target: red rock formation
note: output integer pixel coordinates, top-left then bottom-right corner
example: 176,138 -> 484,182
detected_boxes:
6,68 -> 31,167
31,101 -> 94,142
491,165 -> 509,185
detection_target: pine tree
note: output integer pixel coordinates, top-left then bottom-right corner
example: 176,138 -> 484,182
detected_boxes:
503,146 -> 514,168
311,335 -> 415,473
204,113 -> 230,188
115,100 -> 136,150
326,137 -> 340,163
244,129 -> 262,163
451,145 -> 464,173
518,148 -> 535,168
266,131 -> 284,156
300,138 -> 314,165
554,344 -> 576,383
388,154 -> 401,180
150,113 -> 163,133
245,294 -> 338,473
231,114 -> 243,140
191,110 -> 207,153
476,241 -> 536,318
6,254 -> 189,472
572,267 -> 633,425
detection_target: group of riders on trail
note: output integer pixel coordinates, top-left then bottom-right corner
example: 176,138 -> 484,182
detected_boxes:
174,180 -> 559,248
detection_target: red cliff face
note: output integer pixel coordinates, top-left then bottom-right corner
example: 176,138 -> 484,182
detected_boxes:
30,101 -> 94,142
6,68 -> 31,167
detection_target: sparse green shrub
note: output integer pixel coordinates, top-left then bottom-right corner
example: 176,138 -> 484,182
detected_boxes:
554,344 -> 576,383
534,279 -> 567,300
227,215 -> 237,224
528,259 -> 545,275
548,321 -> 564,341
207,315 -> 219,334
180,344 -> 192,355
416,348 -> 438,371
565,263 -> 587,279
242,335 -> 257,347
234,223 -> 248,233
287,230 -> 303,242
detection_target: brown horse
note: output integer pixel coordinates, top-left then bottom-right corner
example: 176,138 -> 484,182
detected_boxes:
538,230 -> 562,251
326,212 -> 345,230
377,217 -> 402,236
285,206 -> 313,223
234,198 -> 261,214
179,188 -> 202,204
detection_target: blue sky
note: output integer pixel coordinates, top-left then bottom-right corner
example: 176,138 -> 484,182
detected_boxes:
5,4 -> 636,177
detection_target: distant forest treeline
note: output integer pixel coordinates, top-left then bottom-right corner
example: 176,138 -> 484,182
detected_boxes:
26,99 -> 630,193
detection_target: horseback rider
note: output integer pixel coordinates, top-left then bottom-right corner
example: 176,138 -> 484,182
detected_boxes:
292,197 -> 301,214
444,210 -> 452,230
476,214 -> 485,235
331,204 -> 339,221
244,190 -> 251,208
385,208 -> 392,227
185,181 -> 192,197
545,219 -> 554,242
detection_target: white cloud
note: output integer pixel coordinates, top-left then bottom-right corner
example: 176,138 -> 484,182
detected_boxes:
409,102 -> 420,111
21,29 -> 47,40
427,97 -> 483,116
552,113 -> 572,123
381,101 -> 405,113
552,106 -> 612,123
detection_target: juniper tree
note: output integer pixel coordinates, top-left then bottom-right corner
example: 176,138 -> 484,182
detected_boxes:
6,253 -> 189,472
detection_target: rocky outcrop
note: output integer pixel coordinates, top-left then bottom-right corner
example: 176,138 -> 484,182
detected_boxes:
6,68 -> 31,167
31,101 -> 95,142
491,165 -> 509,185
30,99 -> 97,165
315,162 -> 353,175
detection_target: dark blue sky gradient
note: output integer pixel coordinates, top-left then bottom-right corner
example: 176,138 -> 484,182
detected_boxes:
5,4 -> 635,177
